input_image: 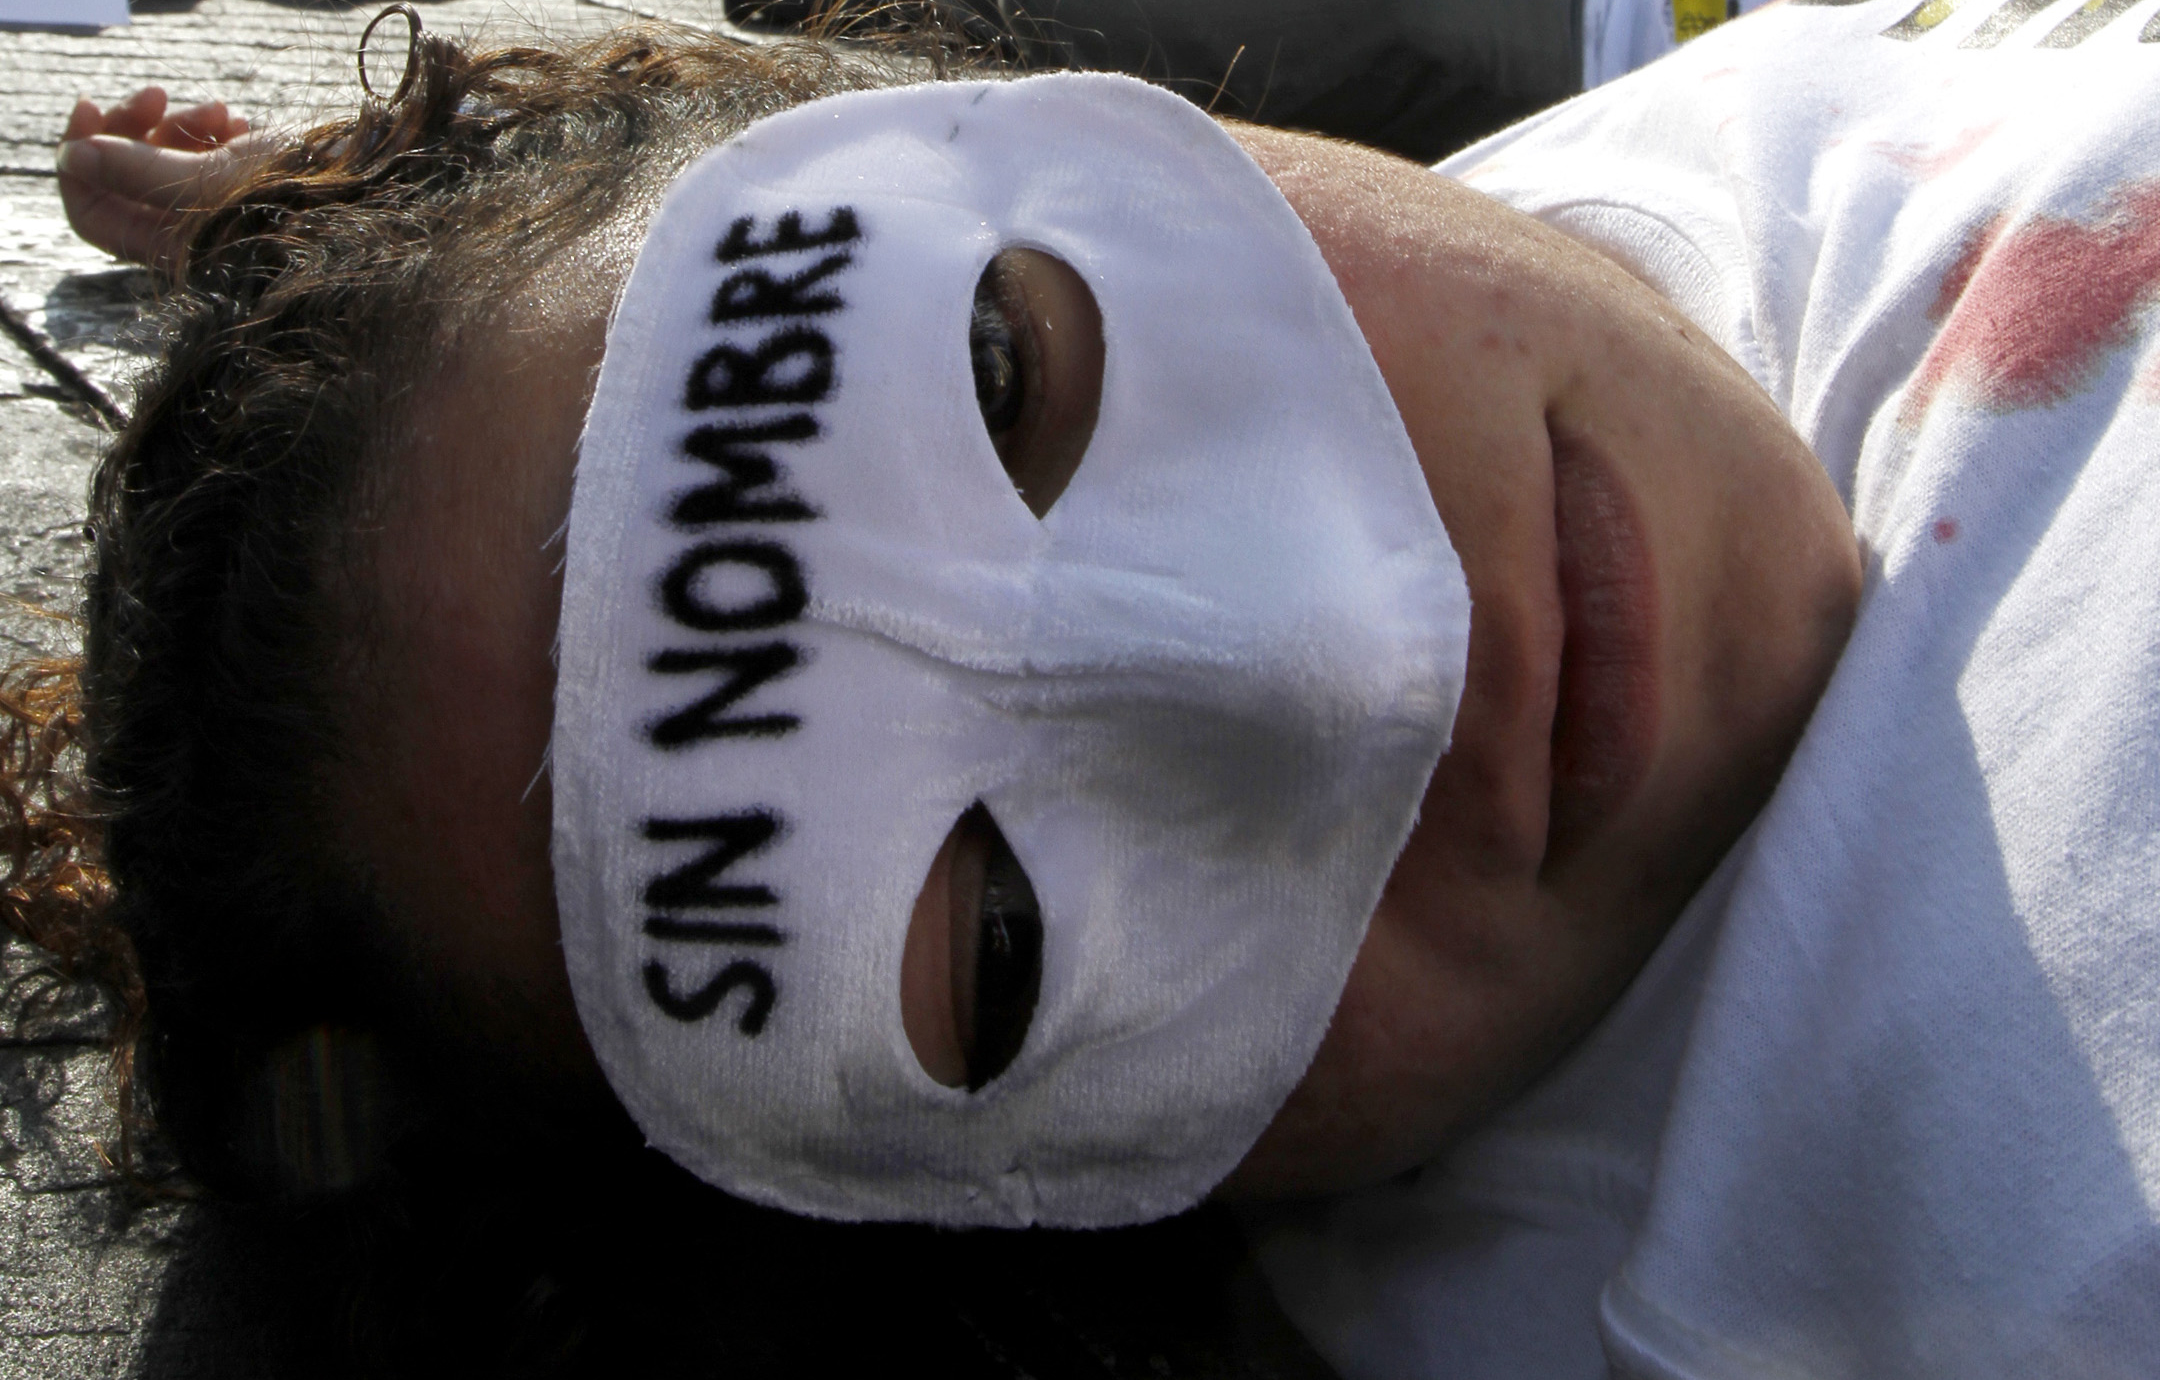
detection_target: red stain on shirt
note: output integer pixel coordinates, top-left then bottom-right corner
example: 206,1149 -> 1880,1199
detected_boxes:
1875,121 -> 2002,180
1932,517 -> 1959,544
2137,352 -> 2160,402
1931,211 -> 2009,318
1907,181 -> 2160,422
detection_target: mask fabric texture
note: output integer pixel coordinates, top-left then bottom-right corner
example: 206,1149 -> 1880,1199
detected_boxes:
554,72 -> 1471,1228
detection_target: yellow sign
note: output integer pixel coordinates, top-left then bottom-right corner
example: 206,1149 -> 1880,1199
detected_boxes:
1673,0 -> 1732,42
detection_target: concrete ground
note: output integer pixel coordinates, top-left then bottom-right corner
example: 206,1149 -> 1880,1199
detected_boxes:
0,4 -> 1341,1377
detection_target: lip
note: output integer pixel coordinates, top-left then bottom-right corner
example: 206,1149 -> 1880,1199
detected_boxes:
1543,427 -> 1661,867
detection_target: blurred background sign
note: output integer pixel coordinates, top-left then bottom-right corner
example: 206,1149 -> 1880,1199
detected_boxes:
0,0 -> 129,31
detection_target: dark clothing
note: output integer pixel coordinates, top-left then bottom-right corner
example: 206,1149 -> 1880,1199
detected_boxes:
734,0 -> 1585,160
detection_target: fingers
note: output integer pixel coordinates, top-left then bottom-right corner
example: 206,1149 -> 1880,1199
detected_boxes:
149,100 -> 244,152
67,91 -> 252,152
100,86 -> 168,141
62,98 -> 102,143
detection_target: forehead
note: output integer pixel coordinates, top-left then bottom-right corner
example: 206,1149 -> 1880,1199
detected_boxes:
338,268 -> 615,1045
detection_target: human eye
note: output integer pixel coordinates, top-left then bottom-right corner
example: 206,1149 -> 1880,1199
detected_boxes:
900,803 -> 1044,1091
965,248 -> 1104,518
950,804 -> 1042,1090
969,272 -> 1027,437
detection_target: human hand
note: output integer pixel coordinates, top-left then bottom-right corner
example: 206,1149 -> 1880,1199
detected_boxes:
57,87 -> 265,271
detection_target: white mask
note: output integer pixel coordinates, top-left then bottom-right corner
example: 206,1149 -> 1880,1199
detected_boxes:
554,72 -> 1470,1228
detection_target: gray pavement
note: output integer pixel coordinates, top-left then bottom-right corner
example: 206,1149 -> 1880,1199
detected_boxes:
0,204 -> 135,1380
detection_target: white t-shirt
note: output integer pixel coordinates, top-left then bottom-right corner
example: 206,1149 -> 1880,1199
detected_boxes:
1252,3 -> 2160,1377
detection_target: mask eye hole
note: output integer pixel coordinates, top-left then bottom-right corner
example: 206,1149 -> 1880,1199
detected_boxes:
967,249 -> 1104,519
900,803 -> 1044,1091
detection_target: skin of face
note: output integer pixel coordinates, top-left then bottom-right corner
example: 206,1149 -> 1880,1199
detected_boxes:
343,121 -> 1861,1197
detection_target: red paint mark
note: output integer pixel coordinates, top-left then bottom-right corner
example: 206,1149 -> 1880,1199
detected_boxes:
2137,352 -> 2160,402
1875,121 -> 2002,179
1931,212 -> 2008,319
1906,181 -> 2160,422
1932,517 -> 1960,544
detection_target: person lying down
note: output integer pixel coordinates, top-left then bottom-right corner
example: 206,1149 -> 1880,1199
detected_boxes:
37,2 -> 2160,1376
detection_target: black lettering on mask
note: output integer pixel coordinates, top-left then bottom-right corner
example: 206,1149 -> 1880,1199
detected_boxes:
643,917 -> 786,945
635,205 -> 866,1036
710,253 -> 852,323
716,207 -> 861,263
659,540 -> 806,632
673,417 -> 820,526
686,327 -> 834,411
645,958 -> 776,1033
647,643 -> 802,747
643,811 -> 782,910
